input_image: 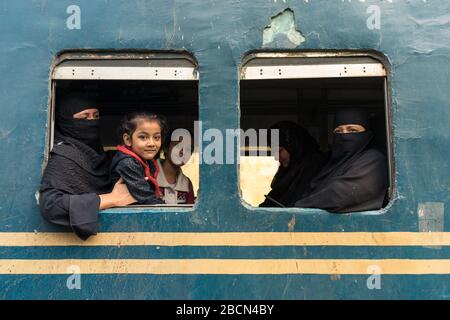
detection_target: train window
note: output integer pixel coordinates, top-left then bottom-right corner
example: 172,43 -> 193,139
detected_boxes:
48,51 -> 199,208
239,52 -> 393,211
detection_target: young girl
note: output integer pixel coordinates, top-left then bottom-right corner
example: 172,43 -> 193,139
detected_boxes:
111,112 -> 167,205
157,129 -> 196,205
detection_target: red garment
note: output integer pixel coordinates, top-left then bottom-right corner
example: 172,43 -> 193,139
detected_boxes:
116,145 -> 161,198
185,182 -> 196,204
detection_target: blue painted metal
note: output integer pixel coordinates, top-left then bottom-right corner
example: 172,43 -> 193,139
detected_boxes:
0,0 -> 449,299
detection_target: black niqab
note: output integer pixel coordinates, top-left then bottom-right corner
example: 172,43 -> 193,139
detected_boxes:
334,108 -> 370,129
295,108 -> 388,213
46,92 -> 111,193
39,93 -> 111,240
309,109 -> 374,190
54,94 -> 102,152
260,122 -> 326,208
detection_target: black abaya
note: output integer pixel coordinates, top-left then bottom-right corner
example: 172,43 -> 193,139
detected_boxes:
295,108 -> 389,213
295,148 -> 388,213
39,141 -> 112,240
39,93 -> 111,240
259,122 -> 326,208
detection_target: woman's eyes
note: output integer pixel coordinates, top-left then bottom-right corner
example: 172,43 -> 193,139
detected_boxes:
76,113 -> 98,119
334,127 -> 359,134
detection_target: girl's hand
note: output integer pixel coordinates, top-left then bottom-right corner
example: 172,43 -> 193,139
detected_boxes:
99,178 -> 136,209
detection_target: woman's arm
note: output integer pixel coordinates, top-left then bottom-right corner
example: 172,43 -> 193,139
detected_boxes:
40,179 -> 136,240
39,189 -> 101,240
99,178 -> 137,209
114,158 -> 164,205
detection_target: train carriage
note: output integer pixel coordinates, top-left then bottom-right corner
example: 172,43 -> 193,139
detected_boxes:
0,0 -> 449,300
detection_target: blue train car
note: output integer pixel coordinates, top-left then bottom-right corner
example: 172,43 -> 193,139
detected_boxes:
0,0 -> 450,300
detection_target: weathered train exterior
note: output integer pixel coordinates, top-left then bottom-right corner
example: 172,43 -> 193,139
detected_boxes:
1,0 -> 450,299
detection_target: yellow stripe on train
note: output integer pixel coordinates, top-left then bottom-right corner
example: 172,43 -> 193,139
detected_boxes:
0,232 -> 450,247
1,259 -> 450,275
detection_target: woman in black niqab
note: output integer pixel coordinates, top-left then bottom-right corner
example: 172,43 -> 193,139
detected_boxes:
259,121 -> 326,208
39,93 -> 134,240
295,108 -> 389,213
54,94 -> 104,152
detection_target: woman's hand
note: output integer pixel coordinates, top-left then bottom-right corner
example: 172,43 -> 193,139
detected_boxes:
111,178 -> 137,206
99,178 -> 136,210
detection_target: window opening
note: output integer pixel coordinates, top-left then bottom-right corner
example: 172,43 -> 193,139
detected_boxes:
239,52 -> 393,211
48,52 -> 199,207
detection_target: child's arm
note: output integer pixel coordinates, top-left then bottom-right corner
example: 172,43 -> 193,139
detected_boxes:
115,158 -> 164,205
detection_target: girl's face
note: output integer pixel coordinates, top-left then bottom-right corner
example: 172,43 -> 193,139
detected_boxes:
123,120 -> 162,160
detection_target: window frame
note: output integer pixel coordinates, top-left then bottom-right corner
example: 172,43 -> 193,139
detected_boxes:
238,50 -> 395,210
45,50 -> 200,210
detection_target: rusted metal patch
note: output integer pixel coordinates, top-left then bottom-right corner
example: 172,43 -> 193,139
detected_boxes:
418,202 -> 445,249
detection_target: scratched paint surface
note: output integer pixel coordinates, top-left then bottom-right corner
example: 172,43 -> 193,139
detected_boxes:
0,0 -> 449,299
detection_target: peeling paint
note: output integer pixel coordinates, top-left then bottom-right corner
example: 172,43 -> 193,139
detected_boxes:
418,202 -> 445,249
418,202 -> 445,232
263,9 -> 304,49
288,216 -> 296,232
0,127 -> 15,140
34,191 -> 40,206
330,274 -> 341,281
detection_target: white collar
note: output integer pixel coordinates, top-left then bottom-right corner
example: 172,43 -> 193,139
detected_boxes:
156,159 -> 190,192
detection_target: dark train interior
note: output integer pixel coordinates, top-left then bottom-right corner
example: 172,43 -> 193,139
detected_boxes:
53,80 -> 200,201
239,75 -> 391,206
54,80 -> 199,149
240,77 -> 388,155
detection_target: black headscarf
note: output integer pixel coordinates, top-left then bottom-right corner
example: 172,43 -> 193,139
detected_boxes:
260,121 -> 326,207
54,93 -> 102,152
41,93 -> 111,195
308,108 -> 374,190
295,108 -> 388,213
